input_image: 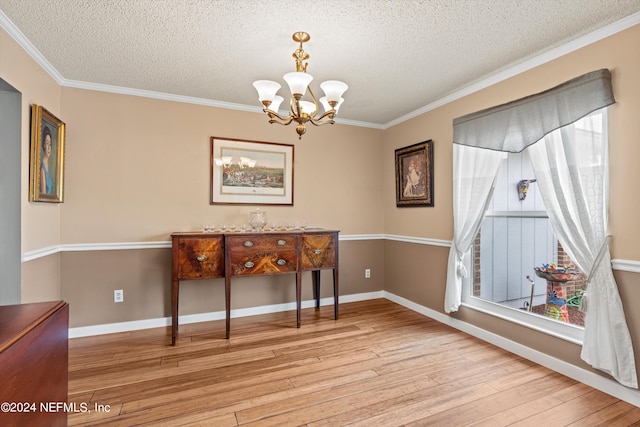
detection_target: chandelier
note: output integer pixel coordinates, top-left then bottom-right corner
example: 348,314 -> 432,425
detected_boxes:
253,32 -> 348,139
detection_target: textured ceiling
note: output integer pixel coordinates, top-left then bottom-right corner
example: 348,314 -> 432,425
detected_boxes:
1,1 -> 640,126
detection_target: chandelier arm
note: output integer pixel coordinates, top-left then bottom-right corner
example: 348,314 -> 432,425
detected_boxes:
313,110 -> 336,122
290,94 -> 311,120
269,116 -> 294,126
266,109 -> 289,121
266,110 -> 294,126
289,96 -> 299,117
306,86 -> 320,118
308,116 -> 336,127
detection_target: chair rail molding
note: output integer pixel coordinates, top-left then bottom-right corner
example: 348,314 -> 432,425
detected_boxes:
21,236 -> 640,274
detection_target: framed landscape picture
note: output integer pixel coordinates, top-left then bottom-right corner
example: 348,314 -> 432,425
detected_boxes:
29,105 -> 66,203
210,137 -> 294,205
395,140 -> 434,207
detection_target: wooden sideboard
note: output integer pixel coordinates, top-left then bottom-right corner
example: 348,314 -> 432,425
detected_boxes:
0,301 -> 69,427
171,229 -> 339,345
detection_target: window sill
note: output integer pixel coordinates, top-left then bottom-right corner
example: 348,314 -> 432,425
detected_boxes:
460,296 -> 584,345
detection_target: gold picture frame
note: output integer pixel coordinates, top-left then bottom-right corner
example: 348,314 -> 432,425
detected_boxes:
29,105 -> 66,203
395,140 -> 434,207
210,137 -> 294,205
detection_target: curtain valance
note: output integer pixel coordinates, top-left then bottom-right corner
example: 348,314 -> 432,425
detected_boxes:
453,69 -> 615,152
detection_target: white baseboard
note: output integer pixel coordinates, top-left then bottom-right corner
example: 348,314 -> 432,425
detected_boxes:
382,291 -> 640,408
68,291 -> 384,339
68,289 -> 639,407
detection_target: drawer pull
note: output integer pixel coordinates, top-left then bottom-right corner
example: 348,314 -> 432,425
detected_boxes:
243,241 -> 254,247
277,259 -> 286,266
277,240 -> 286,246
314,249 -> 323,255
244,261 -> 255,268
196,255 -> 207,262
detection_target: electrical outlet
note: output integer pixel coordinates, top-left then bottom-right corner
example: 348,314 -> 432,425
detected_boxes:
365,268 -> 371,279
114,289 -> 124,303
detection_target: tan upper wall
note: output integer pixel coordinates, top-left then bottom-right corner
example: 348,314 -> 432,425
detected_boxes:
59,89 -> 384,244
383,24 -> 640,261
3,23 -> 640,259
1,28 -> 62,253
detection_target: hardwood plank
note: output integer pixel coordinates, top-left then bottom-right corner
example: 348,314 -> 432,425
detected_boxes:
566,400 -> 640,426
66,299 -> 639,426
403,375 -> 579,426
508,389 -> 622,426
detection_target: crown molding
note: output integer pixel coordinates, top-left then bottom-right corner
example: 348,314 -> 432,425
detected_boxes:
3,10 -> 638,130
382,11 -> 640,129
0,10 -> 65,84
63,78 -> 266,112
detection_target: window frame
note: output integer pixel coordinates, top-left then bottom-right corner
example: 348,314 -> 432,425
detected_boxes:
459,109 -> 609,345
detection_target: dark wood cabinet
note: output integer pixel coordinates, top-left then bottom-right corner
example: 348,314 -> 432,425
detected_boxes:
171,229 -> 338,344
171,232 -> 225,346
0,301 -> 69,427
301,233 -> 339,312
175,235 -> 225,279
226,234 -> 299,276
302,233 -> 337,270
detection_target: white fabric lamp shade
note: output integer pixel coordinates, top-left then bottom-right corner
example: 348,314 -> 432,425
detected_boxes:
298,101 -> 316,115
253,80 -> 281,102
320,96 -> 344,113
283,72 -> 313,96
268,95 -> 284,112
320,80 -> 348,102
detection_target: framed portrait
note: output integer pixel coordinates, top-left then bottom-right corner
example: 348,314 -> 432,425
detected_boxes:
395,140 -> 434,207
29,105 -> 66,203
210,137 -> 294,205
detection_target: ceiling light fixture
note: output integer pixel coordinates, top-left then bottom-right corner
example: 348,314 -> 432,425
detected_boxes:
253,32 -> 348,139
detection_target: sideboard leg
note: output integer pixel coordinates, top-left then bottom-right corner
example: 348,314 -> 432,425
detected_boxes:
296,272 -> 302,328
312,270 -> 321,309
225,276 -> 231,339
171,279 -> 178,346
333,267 -> 339,320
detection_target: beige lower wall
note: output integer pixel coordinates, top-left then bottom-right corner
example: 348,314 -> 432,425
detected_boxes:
614,269 -> 640,373
51,239 -> 384,328
21,253 -> 61,303
384,240 -> 449,310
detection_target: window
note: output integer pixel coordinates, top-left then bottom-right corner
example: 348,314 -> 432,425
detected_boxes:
461,111 -> 605,342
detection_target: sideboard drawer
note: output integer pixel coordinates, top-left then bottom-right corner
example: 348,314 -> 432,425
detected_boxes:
227,234 -> 298,253
176,236 -> 224,279
229,250 -> 298,276
302,233 -> 336,270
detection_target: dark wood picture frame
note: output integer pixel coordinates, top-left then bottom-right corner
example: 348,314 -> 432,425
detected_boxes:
395,140 -> 434,207
29,105 -> 66,203
210,136 -> 294,205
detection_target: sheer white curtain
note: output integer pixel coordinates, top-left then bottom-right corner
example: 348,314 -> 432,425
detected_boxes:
444,144 -> 504,313
527,115 -> 638,388
446,69 -> 637,388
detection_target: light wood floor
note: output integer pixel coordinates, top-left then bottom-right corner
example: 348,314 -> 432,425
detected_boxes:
67,299 -> 640,426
